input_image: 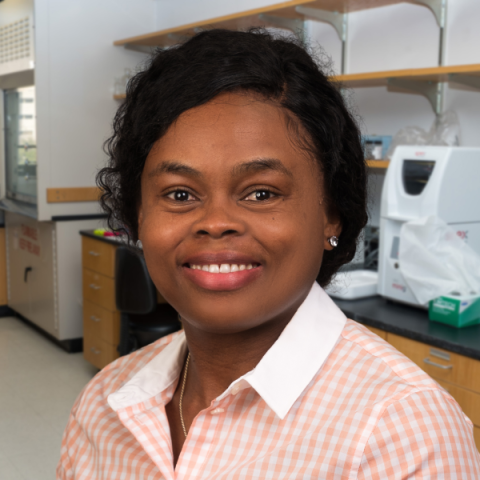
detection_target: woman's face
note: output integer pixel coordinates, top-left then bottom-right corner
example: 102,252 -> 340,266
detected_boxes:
138,92 -> 341,334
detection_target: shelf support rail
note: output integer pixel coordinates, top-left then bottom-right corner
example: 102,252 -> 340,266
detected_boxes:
258,14 -> 305,42
414,0 -> 447,65
295,7 -> 348,74
387,78 -> 443,115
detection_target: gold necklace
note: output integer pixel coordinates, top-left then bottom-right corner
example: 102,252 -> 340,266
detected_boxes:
179,352 -> 190,438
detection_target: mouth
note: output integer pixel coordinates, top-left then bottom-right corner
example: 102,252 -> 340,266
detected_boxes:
181,256 -> 263,291
186,262 -> 260,273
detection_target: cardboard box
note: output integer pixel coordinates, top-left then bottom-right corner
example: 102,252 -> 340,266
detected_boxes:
429,294 -> 480,328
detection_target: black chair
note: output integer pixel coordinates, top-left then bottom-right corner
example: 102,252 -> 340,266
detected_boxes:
115,246 -> 181,356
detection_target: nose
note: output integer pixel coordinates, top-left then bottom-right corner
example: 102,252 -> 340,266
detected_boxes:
193,199 -> 245,239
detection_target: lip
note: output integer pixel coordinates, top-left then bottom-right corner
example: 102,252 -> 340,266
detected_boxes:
181,251 -> 263,291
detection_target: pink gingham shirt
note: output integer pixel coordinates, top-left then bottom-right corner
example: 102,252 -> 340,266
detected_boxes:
58,283 -> 480,479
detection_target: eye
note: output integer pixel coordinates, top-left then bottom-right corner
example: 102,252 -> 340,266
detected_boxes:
244,189 -> 275,202
166,190 -> 196,202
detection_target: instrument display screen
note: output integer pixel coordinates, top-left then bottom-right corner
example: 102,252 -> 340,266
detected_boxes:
402,160 -> 435,195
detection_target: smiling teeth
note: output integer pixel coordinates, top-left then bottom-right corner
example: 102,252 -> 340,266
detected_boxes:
190,264 -> 255,273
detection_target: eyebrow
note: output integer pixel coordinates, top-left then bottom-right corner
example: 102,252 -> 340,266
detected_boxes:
232,158 -> 293,178
148,158 -> 292,179
148,161 -> 202,178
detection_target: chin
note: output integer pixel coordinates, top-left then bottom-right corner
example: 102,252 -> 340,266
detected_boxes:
176,299 -> 269,335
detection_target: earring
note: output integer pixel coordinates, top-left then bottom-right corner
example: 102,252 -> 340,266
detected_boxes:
328,236 -> 339,248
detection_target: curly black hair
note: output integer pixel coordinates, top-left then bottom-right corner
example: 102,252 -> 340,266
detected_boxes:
98,28 -> 367,287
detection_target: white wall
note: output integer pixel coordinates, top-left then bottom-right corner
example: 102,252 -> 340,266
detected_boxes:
22,0 -> 480,222
154,0 -> 289,30
34,0 -> 157,220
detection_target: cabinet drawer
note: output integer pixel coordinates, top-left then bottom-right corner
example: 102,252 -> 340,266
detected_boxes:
389,334 -> 480,394
83,268 -> 116,311
83,300 -> 120,346
83,332 -> 119,370
436,379 -> 480,427
82,236 -> 117,278
365,325 -> 388,340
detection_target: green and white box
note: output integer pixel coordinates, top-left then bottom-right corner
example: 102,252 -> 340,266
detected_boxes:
429,294 -> 480,328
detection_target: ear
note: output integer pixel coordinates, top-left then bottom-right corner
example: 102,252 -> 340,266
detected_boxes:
323,212 -> 342,251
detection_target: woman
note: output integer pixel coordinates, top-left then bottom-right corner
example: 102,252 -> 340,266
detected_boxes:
58,29 -> 480,479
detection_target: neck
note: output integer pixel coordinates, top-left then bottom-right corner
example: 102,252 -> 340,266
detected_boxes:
181,308 -> 296,409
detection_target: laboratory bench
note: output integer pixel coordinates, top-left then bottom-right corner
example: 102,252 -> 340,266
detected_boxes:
80,230 -> 135,369
334,296 -> 480,451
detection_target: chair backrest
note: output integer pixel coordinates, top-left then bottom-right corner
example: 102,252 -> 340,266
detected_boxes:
115,246 -> 157,314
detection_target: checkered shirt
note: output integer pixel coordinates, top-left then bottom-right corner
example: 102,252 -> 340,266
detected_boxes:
57,283 -> 480,479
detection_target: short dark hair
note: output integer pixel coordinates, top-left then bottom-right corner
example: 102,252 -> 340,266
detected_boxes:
98,28 -> 367,287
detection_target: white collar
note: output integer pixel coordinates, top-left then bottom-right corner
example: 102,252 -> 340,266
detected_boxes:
108,282 -> 346,419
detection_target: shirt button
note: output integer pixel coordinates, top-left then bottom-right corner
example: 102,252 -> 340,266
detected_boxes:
210,408 -> 224,415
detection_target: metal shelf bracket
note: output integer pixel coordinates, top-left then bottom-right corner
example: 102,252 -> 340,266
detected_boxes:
295,7 -> 347,41
387,78 -> 443,115
294,6 -> 348,74
123,44 -> 154,54
448,74 -> 480,90
415,0 -> 447,64
258,14 -> 304,41
414,0 -> 446,28
168,33 -> 191,43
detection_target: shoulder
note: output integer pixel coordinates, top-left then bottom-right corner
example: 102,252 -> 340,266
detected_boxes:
338,319 -> 445,392
319,319 -> 471,434
327,321 -> 480,476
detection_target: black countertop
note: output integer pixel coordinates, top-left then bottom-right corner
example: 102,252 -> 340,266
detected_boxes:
334,296 -> 480,361
80,230 -> 136,247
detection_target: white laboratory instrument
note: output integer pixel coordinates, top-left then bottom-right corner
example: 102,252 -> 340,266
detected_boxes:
325,270 -> 378,300
377,146 -> 480,307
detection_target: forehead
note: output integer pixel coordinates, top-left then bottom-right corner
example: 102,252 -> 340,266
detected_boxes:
147,92 -> 315,172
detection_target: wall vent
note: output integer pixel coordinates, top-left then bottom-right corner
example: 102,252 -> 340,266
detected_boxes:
0,17 -> 34,77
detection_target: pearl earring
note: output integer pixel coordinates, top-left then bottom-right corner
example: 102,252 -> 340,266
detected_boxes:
328,236 -> 339,248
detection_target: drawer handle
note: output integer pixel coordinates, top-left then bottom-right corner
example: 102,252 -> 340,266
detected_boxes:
89,283 -> 101,290
88,250 -> 100,257
423,357 -> 453,370
90,315 -> 101,322
90,347 -> 101,355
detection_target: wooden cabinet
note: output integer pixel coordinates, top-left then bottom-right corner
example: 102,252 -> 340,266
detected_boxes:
0,228 -> 7,306
83,269 -> 116,311
387,332 -> 480,452
435,379 -> 480,427
388,334 -> 480,393
82,236 -> 120,369
82,236 -> 116,278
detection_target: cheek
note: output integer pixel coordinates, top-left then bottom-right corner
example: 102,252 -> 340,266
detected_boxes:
139,210 -> 189,276
251,202 -> 325,269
